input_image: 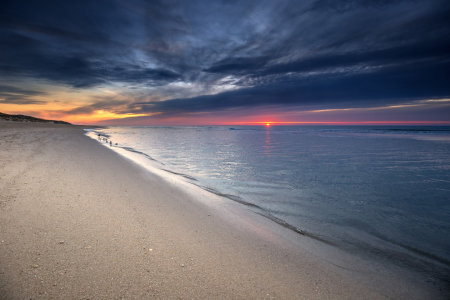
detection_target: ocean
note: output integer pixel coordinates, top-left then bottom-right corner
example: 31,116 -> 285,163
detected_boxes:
86,125 -> 450,287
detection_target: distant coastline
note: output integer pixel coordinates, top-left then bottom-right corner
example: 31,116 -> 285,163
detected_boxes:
0,112 -> 71,125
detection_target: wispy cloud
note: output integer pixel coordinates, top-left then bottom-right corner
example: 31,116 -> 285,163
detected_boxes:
1,0 -> 449,123
0,85 -> 47,104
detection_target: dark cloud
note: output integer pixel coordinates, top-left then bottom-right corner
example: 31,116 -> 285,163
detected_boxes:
258,40 -> 449,77
0,85 -> 46,104
64,100 -> 131,115
0,30 -> 182,88
1,0 -> 449,117
203,56 -> 270,74
137,59 -> 450,116
0,0 -> 184,88
309,0 -> 414,12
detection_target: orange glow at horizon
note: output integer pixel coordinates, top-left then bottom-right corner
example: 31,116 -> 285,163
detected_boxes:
62,111 -> 150,124
2,103 -> 450,126
2,103 -> 450,125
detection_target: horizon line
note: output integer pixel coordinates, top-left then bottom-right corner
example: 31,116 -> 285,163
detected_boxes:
78,120 -> 450,126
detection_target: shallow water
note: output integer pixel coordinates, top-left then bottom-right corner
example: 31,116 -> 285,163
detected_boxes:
87,125 -> 450,285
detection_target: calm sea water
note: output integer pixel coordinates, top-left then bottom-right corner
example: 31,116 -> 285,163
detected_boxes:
86,125 -> 450,284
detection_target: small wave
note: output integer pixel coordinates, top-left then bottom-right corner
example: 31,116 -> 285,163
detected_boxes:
162,169 -> 197,181
364,229 -> 450,269
191,183 -> 261,208
309,127 -> 450,135
120,147 -> 163,164
87,129 -> 111,138
188,180 -> 336,247
372,128 -> 450,135
228,127 -> 259,132
254,212 -> 336,245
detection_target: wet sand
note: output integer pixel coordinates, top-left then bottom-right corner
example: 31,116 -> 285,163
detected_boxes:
0,121 -> 442,299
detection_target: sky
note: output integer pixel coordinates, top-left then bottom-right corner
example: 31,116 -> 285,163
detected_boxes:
0,0 -> 449,125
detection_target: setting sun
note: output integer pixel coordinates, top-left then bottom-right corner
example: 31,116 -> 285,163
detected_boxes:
266,123 -> 270,126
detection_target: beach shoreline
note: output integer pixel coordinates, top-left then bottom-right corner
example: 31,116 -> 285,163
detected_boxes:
0,121 -> 445,299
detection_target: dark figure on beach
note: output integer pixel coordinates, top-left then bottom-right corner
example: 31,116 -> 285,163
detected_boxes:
110,141 -> 112,146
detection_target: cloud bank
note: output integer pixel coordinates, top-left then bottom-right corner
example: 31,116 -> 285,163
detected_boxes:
1,0 -> 449,122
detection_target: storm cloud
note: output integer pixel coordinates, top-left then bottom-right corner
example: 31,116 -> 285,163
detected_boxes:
0,85 -> 46,104
1,0 -> 449,118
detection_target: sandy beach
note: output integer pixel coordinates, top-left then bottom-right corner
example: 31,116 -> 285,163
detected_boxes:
0,121 -> 444,299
